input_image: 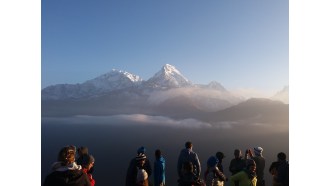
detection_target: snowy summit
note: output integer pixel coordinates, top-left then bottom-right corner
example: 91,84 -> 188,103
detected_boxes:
144,64 -> 192,88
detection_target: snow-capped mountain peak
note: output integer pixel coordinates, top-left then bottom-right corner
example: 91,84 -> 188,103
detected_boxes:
42,69 -> 142,100
87,69 -> 142,84
144,64 -> 192,88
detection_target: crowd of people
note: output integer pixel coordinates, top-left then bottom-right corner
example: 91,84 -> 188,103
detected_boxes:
43,142 -> 289,186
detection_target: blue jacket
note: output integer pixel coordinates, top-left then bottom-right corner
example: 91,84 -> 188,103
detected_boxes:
154,156 -> 166,185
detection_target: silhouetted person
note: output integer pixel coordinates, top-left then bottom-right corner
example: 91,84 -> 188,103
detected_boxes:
177,141 -> 201,178
154,149 -> 166,186
43,145 -> 91,186
76,146 -> 89,165
80,154 -> 95,186
229,149 -> 246,186
126,146 -> 152,186
269,152 -> 289,186
76,146 -> 95,174
246,147 -> 266,186
204,156 -> 227,186
215,151 -> 225,173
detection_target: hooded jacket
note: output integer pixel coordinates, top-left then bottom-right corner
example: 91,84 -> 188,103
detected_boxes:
154,156 -> 166,186
43,162 -> 91,186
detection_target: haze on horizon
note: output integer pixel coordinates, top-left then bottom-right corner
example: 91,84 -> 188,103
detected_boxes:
42,0 -> 288,96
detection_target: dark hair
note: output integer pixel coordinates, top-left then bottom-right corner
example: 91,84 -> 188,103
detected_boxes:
185,141 -> 193,149
57,145 -> 76,165
155,149 -> 162,159
234,149 -> 241,156
77,146 -> 88,156
277,152 -> 286,161
216,151 -> 225,159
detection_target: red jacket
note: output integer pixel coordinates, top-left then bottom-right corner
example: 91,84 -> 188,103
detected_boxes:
82,168 -> 95,186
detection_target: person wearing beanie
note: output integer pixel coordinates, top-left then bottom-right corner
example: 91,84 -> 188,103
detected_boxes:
43,145 -> 91,186
229,149 -> 246,186
81,154 -> 95,186
126,146 -> 152,186
154,149 -> 166,186
246,147 -> 266,186
137,146 -> 146,154
135,153 -> 149,186
177,141 -> 201,178
204,156 -> 227,186
229,159 -> 257,186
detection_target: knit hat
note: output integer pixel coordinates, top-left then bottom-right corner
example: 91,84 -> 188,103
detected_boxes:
254,147 -> 263,156
137,146 -> 146,154
136,153 -> 147,161
216,151 -> 225,159
207,156 -> 219,167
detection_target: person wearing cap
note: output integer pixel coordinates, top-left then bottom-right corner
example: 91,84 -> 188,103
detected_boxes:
246,147 -> 266,186
177,141 -> 201,179
229,149 -> 246,186
43,145 -> 91,186
215,151 -> 225,173
229,159 -> 257,186
204,156 -> 227,186
80,154 -> 96,186
126,146 -> 152,186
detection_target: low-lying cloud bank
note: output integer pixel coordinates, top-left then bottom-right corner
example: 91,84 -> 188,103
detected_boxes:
42,114 -> 214,129
42,114 -> 277,130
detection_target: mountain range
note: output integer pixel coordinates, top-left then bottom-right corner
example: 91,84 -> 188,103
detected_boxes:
42,64 -> 288,126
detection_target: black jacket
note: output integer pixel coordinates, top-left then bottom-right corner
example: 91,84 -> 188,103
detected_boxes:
43,170 -> 91,186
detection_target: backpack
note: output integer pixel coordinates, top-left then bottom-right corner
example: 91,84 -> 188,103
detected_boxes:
205,168 -> 223,186
136,167 -> 148,183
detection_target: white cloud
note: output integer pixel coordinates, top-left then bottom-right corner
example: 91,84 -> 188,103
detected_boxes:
42,114 -> 213,129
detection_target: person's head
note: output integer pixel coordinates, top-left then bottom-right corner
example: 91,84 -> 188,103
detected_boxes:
185,141 -> 193,149
207,156 -> 219,167
246,159 -> 256,172
155,149 -> 162,159
254,147 -> 263,156
77,146 -> 88,156
137,146 -> 146,154
234,149 -> 242,158
136,153 -> 147,166
216,151 -> 225,160
58,145 -> 76,165
277,152 -> 286,161
81,154 -> 95,170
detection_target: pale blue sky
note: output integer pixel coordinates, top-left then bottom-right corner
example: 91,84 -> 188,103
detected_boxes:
42,0 -> 288,94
